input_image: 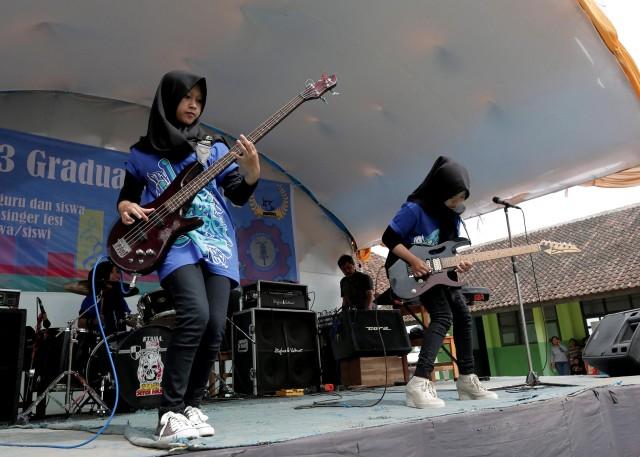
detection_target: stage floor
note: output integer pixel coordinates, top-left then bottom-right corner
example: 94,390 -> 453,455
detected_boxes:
1,375 -> 639,457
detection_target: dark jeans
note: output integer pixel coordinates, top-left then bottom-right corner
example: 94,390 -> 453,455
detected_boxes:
554,361 -> 570,376
159,263 -> 230,418
414,286 -> 474,378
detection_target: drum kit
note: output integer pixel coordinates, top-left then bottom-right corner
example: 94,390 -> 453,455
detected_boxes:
18,281 -> 177,423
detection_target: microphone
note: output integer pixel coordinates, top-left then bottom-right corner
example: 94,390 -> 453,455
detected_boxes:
37,297 -> 51,329
492,196 -> 521,210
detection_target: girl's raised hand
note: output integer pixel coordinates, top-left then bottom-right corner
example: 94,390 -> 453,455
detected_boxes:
233,134 -> 260,185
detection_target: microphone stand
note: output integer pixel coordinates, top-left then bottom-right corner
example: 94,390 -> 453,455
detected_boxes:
502,206 -> 539,387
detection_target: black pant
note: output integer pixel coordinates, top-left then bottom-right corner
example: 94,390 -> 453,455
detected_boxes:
159,263 -> 230,418
414,286 -> 474,378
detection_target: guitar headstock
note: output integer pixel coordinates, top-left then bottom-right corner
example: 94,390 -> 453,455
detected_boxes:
301,74 -> 338,101
539,240 -> 581,255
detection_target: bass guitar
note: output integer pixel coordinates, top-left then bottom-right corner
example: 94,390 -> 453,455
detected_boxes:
108,74 -> 337,274
387,238 -> 580,299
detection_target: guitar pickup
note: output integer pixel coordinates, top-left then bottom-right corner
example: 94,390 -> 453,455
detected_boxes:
407,259 -> 434,279
112,238 -> 131,258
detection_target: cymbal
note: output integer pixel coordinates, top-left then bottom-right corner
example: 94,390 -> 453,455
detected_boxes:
64,280 -> 139,297
64,280 -> 90,295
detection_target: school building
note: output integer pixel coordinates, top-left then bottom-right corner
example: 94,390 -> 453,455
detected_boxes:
364,203 -> 640,377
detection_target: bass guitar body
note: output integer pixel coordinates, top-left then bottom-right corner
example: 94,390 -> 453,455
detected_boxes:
387,238 -> 471,299
107,74 -> 338,275
107,162 -> 204,275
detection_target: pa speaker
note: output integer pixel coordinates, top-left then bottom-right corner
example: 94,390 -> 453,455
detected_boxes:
233,308 -> 320,395
583,308 -> 640,376
0,308 -> 26,424
330,309 -> 411,360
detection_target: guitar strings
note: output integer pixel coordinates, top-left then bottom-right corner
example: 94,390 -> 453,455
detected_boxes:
118,91 -> 311,250
120,77 -> 332,247
121,94 -> 305,246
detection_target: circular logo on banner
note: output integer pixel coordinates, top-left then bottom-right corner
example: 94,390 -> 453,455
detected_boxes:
248,184 -> 289,219
240,220 -> 291,280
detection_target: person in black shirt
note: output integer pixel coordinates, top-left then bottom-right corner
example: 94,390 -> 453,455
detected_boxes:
338,255 -> 373,310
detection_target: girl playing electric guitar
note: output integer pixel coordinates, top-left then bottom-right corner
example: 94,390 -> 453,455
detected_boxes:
382,156 -> 497,408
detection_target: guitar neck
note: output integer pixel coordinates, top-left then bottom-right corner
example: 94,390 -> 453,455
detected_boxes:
167,94 -> 306,210
440,244 -> 541,268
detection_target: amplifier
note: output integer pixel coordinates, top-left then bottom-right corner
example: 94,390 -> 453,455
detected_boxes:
232,308 -> 320,395
242,280 -> 309,311
331,309 -> 411,360
0,289 -> 20,308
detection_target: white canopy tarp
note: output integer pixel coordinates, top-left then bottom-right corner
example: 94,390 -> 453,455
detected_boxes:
1,0 -> 639,248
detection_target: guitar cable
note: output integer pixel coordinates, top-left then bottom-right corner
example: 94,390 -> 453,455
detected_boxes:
0,257 -> 121,450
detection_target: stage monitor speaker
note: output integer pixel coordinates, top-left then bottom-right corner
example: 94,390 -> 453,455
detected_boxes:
583,308 -> 640,376
232,308 -> 320,395
242,280 -> 308,311
330,310 -> 411,360
0,308 -> 26,424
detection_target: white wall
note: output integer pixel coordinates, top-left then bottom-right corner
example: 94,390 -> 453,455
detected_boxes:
245,163 -> 352,313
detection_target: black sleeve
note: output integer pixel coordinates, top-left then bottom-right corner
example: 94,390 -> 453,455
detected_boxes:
364,273 -> 373,291
382,225 -> 404,252
117,171 -> 145,205
221,168 -> 259,206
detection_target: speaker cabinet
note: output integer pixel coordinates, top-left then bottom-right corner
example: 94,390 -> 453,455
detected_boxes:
583,308 -> 640,376
330,310 -> 411,360
0,308 -> 26,424
232,308 -> 320,395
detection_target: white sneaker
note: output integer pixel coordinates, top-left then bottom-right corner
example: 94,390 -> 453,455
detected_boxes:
154,411 -> 199,442
456,374 -> 498,400
184,405 -> 215,437
406,376 -> 445,408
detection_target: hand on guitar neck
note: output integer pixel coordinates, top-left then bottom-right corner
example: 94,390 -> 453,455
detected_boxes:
118,200 -> 155,225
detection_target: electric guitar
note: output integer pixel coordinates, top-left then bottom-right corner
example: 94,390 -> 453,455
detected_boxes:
387,238 -> 580,299
108,74 -> 337,274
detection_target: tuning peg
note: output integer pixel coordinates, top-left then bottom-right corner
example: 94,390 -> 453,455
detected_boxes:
320,96 -> 328,103
330,89 -> 340,96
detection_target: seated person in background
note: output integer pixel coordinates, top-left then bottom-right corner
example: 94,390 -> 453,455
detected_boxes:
338,254 -> 374,310
78,261 -> 131,335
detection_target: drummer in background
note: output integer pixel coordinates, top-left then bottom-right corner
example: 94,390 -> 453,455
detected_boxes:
78,261 -> 131,335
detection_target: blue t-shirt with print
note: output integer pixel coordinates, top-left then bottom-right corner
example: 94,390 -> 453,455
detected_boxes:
388,201 -> 460,247
126,142 -> 240,285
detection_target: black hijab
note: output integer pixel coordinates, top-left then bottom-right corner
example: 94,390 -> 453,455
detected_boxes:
132,70 -> 207,161
407,156 -> 470,242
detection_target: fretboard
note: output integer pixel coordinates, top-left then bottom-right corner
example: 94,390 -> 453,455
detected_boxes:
440,244 -> 541,268
166,93 -> 306,211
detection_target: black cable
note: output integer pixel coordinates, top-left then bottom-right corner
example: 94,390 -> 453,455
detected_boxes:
294,264 -> 390,409
518,208 -> 550,373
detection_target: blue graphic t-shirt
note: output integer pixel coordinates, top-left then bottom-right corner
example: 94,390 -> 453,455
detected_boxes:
388,201 -> 460,247
126,142 -> 240,285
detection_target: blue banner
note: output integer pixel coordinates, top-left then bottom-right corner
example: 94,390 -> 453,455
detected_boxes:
230,179 -> 298,284
0,128 -> 297,291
